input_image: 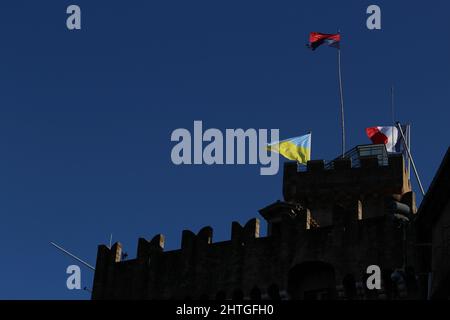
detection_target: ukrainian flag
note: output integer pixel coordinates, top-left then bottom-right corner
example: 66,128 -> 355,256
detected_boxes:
267,133 -> 311,164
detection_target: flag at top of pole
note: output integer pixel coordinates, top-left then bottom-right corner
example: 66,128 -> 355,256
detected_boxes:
307,32 -> 341,50
267,133 -> 311,164
307,31 -> 346,158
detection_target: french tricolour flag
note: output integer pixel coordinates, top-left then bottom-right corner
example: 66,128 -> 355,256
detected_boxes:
365,126 -> 405,153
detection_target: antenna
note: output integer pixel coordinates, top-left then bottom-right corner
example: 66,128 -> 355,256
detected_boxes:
50,241 -> 95,271
391,85 -> 395,151
391,85 -> 395,125
109,234 -> 113,249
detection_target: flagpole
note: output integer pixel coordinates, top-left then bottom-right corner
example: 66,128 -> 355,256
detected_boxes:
309,130 -> 312,162
296,131 -> 312,172
407,124 -> 411,180
396,122 -> 425,196
391,85 -> 395,151
337,30 -> 346,158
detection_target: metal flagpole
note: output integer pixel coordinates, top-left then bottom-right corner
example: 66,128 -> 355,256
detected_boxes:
391,86 -> 395,150
391,86 -> 412,180
396,122 -> 425,196
309,130 -> 312,160
297,131 -> 312,172
50,241 -> 96,271
407,124 -> 411,180
337,30 -> 346,158
391,86 -> 395,126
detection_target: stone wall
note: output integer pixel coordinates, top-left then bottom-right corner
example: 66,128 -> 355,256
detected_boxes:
92,153 -> 418,300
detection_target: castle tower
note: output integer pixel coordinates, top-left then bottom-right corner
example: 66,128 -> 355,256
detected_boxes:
91,144 -> 418,300
281,144 -> 415,226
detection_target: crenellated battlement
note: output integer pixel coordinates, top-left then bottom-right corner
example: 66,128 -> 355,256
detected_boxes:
132,218 -> 263,259
92,202 -> 408,300
91,144 -> 418,300
282,147 -> 415,226
284,152 -> 410,202
95,197 -> 397,269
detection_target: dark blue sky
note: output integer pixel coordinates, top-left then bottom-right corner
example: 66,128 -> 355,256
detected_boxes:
0,1 -> 448,299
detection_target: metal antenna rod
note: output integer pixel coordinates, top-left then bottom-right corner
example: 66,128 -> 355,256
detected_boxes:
391,86 -> 395,148
391,85 -> 395,125
50,241 -> 95,271
109,234 -> 113,249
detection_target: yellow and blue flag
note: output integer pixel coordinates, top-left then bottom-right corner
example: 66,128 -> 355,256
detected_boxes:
267,133 -> 311,164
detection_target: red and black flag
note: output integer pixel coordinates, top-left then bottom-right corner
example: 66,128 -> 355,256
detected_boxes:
307,32 -> 341,50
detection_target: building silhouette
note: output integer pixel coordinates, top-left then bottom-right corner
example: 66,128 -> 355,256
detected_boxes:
91,144 -> 449,300
416,147 -> 450,299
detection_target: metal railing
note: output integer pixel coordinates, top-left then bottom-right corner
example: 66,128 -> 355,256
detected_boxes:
300,144 -> 390,171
